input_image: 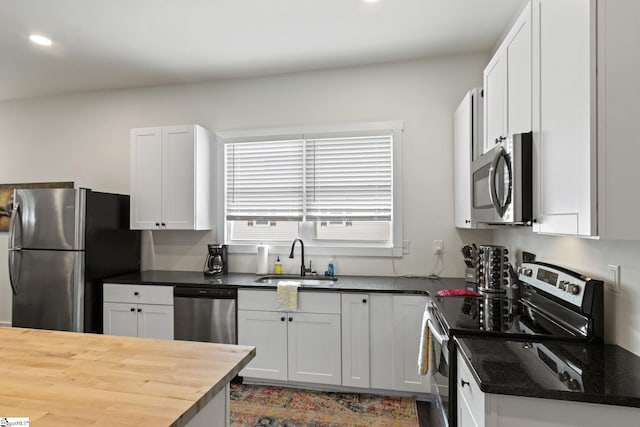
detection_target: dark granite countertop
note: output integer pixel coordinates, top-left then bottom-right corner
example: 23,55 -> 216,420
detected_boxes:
457,336 -> 640,408
104,270 -> 467,296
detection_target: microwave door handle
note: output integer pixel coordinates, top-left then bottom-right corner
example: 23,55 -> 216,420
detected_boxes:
488,147 -> 507,217
503,154 -> 514,212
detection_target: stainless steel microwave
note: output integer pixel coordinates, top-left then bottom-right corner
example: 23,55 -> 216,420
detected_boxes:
471,132 -> 532,224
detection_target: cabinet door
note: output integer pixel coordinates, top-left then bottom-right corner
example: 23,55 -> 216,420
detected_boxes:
238,310 -> 288,381
103,302 -> 138,337
162,125 -> 196,229
288,313 -> 341,385
341,294 -> 370,388
454,92 -> 474,228
130,127 -> 163,230
392,295 -> 430,392
458,390 -> 480,427
507,2 -> 532,136
533,0 -> 595,236
137,304 -> 174,340
370,294 -> 394,389
484,52 -> 507,154
457,352 -> 486,427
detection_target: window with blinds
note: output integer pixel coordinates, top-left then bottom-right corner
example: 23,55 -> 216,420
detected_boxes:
219,122 -> 402,254
305,136 -> 392,221
225,135 -> 392,222
225,139 -> 304,220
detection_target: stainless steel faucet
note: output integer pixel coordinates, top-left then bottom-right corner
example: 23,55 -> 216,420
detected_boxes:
289,238 -> 311,276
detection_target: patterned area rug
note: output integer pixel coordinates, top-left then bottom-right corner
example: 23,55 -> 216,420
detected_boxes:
230,383 -> 419,427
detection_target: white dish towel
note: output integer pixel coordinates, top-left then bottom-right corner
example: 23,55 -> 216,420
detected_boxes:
277,281 -> 300,312
418,308 -> 432,376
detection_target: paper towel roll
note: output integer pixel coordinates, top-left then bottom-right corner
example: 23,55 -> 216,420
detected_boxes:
256,245 -> 269,275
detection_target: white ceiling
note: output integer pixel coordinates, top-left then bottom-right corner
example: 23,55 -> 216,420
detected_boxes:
0,0 -> 526,101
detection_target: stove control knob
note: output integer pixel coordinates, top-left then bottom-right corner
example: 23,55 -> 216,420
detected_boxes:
567,284 -> 581,295
558,371 -> 570,382
567,378 -> 581,391
519,267 -> 533,277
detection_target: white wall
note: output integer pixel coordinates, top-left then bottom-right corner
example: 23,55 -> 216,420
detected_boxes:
492,228 -> 640,355
0,54 -> 492,324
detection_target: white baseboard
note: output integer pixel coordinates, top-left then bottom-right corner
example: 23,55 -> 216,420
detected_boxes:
241,377 -> 432,400
0,321 -> 12,327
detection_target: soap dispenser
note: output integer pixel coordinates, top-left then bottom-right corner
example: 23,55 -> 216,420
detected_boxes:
274,256 -> 283,274
327,259 -> 335,277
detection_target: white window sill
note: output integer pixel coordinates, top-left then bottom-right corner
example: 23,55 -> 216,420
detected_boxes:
227,243 -> 403,258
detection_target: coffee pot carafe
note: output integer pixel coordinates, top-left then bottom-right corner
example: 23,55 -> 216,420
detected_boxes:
204,244 -> 227,275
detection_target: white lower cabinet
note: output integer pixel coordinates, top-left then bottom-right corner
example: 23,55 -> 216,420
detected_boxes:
237,310 -> 288,381
341,293 -> 370,388
392,294 -> 431,392
457,351 -> 640,427
103,283 -> 174,339
239,289 -> 429,393
369,294 -> 431,393
237,289 -> 341,386
457,352 -> 486,427
288,312 -> 341,384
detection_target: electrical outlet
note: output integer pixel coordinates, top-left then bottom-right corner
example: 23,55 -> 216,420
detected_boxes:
607,264 -> 620,293
402,240 -> 411,254
433,240 -> 443,255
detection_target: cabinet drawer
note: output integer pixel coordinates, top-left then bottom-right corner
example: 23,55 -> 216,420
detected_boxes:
238,289 -> 340,314
104,283 -> 173,305
457,352 -> 486,425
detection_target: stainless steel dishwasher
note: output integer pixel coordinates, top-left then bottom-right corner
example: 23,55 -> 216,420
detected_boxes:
174,287 -> 237,344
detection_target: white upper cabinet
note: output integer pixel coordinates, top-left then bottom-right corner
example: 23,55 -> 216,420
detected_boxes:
454,89 -> 482,229
484,54 -> 507,153
532,0 -> 640,238
483,1 -> 532,154
130,124 -> 212,230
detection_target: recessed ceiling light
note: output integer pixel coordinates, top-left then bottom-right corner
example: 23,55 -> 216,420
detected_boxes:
362,0 -> 381,3
29,34 -> 52,47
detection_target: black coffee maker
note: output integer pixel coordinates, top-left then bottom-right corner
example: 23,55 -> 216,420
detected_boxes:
204,244 -> 227,275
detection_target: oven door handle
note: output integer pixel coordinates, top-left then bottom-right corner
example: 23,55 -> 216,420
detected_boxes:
427,318 -> 447,346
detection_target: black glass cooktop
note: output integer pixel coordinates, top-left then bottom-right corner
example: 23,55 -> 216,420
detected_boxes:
431,292 -> 591,342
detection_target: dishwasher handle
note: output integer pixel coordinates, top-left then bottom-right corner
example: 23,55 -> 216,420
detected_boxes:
174,287 -> 237,299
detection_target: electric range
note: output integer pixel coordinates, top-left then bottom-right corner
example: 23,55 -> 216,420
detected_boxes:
427,261 -> 604,427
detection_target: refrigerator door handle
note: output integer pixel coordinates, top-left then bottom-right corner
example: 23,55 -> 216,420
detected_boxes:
8,201 -> 22,295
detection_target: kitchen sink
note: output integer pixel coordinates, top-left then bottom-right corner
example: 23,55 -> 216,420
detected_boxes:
255,275 -> 338,287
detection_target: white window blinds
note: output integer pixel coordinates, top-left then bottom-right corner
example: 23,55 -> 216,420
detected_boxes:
224,134 -> 393,221
305,136 -> 392,221
225,139 -> 304,220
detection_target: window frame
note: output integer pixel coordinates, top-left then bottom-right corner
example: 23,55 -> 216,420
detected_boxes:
215,121 -> 404,257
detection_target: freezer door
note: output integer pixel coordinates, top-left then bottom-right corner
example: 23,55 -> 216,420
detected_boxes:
12,188 -> 85,250
11,249 -> 84,332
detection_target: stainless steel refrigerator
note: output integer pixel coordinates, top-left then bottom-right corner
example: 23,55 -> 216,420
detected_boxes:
8,188 -> 141,333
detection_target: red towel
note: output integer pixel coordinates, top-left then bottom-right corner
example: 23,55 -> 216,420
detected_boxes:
436,289 -> 482,297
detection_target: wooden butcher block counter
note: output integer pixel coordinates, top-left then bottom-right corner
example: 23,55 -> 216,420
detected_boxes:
0,327 -> 255,427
